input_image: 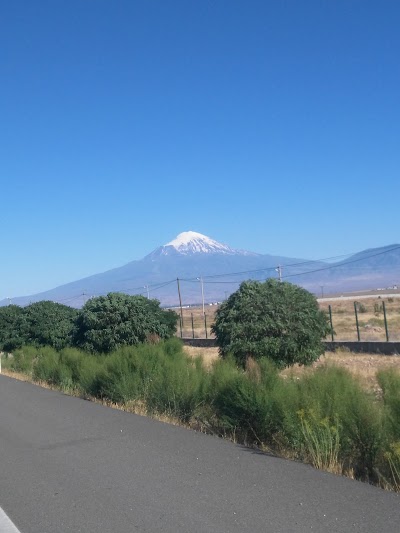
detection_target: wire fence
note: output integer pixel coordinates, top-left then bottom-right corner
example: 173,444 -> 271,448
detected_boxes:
319,297 -> 400,342
176,296 -> 400,342
176,307 -> 216,339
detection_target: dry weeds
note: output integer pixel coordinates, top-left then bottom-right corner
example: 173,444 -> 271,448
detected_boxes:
180,296 -> 400,341
319,296 -> 400,341
183,346 -> 219,368
1,368 -> 32,382
281,351 -> 400,394
183,346 -> 400,393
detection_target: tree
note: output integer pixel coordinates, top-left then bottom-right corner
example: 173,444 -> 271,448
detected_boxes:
144,299 -> 179,337
211,279 -> 330,368
23,301 -> 79,349
0,305 -> 27,352
74,293 -> 179,353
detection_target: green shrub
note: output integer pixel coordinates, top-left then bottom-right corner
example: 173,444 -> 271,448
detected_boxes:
33,348 -> 62,384
58,348 -> 86,383
355,302 -> 367,313
23,301 -> 78,349
0,305 -> 28,352
212,279 -> 330,368
134,340 -> 209,423
73,339 -> 207,423
77,355 -> 108,398
285,365 -> 384,480
211,358 -> 286,444
7,338 -> 399,489
384,442 -> 400,491
377,369 -> 400,441
297,409 -> 340,471
99,349 -> 142,403
9,345 -> 37,373
74,293 -> 179,353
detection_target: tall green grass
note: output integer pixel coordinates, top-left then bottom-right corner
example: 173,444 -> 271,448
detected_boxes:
6,341 -> 400,491
377,368 -> 400,489
210,358 -> 284,446
9,345 -> 42,374
377,368 -> 400,441
282,366 -> 384,480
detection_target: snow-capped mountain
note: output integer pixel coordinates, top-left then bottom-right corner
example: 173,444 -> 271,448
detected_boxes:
1,231 -> 302,307
2,232 -> 400,308
165,231 -> 236,255
147,231 -> 257,259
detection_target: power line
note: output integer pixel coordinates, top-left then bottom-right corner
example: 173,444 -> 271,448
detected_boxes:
178,245 -> 400,286
282,245 -> 400,280
180,252 -> 363,282
11,244 -> 400,307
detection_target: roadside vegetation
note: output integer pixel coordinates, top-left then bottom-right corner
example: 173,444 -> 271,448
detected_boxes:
2,340 -> 400,491
212,279 -> 330,367
0,293 -> 179,353
1,282 -> 400,491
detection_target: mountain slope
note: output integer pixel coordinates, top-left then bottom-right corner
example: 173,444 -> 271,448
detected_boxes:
2,233 -> 400,307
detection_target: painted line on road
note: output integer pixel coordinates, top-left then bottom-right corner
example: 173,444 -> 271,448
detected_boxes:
0,507 -> 22,533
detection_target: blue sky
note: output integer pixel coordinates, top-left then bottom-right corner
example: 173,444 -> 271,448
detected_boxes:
1,0 -> 399,297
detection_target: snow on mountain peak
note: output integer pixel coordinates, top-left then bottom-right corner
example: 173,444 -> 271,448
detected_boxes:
144,231 -> 258,260
164,231 -> 234,254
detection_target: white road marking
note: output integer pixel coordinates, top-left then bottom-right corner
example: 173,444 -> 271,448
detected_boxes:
0,507 -> 22,533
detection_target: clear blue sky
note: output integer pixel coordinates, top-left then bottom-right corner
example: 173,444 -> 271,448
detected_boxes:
1,0 -> 399,297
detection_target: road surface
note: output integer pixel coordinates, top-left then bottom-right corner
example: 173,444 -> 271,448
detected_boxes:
0,374 -> 399,532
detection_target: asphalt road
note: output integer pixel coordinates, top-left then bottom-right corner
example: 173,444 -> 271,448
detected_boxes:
0,375 -> 399,533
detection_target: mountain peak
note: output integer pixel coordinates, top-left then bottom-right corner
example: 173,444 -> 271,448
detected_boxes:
164,231 -> 233,254
146,231 -> 256,259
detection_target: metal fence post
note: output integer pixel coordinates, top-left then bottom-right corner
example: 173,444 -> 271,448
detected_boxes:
383,301 -> 389,341
328,305 -> 334,341
354,302 -> 360,341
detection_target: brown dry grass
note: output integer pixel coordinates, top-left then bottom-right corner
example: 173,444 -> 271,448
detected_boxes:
183,345 -> 219,368
281,350 -> 400,393
179,306 -> 217,338
183,346 -> 400,393
1,368 -> 32,382
180,297 -> 400,341
319,297 -> 400,341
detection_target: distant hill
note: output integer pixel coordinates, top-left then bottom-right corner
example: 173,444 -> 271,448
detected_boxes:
2,231 -> 400,307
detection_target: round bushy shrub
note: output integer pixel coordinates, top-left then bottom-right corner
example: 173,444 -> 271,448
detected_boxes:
73,293 -> 179,353
211,279 -> 330,368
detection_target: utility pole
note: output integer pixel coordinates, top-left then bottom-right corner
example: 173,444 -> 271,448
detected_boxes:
82,291 -> 86,306
197,276 -> 205,315
7,297 -> 12,306
176,278 -> 184,337
144,285 -> 150,299
275,265 -> 282,282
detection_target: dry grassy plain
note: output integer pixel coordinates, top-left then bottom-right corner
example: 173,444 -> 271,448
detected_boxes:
184,345 -> 400,393
319,296 -> 400,341
178,295 -> 400,341
178,306 -> 217,338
